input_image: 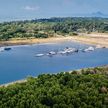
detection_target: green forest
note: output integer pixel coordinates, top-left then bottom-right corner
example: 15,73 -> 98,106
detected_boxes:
0,66 -> 108,108
1,17 -> 108,41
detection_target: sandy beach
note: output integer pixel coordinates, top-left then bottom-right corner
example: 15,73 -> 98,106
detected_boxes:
0,79 -> 27,87
69,33 -> 108,48
0,33 -> 108,47
0,37 -> 72,46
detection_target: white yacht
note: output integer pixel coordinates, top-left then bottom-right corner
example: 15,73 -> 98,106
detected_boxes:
83,47 -> 95,52
35,54 -> 44,57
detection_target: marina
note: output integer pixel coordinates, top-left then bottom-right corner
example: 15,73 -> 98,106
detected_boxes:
0,41 -> 108,84
35,46 -> 105,57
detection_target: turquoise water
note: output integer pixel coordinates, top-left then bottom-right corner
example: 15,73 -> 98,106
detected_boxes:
0,41 -> 108,84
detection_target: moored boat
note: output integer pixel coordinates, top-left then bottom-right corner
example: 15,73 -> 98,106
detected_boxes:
46,51 -> 57,57
4,47 -> 11,51
58,47 -> 78,55
58,50 -> 67,54
0,47 -> 5,52
48,51 -> 56,55
83,46 -> 95,52
64,47 -> 78,53
35,54 -> 44,57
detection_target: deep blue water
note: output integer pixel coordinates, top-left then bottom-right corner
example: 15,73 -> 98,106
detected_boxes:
0,41 -> 108,84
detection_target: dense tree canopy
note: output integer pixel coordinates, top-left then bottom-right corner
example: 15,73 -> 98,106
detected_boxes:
0,17 -> 108,41
0,66 -> 108,108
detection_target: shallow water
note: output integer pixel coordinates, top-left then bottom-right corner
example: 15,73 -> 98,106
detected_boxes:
0,41 -> 108,84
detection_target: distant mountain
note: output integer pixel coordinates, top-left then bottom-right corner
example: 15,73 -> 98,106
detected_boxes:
91,11 -> 105,17
63,12 -> 108,18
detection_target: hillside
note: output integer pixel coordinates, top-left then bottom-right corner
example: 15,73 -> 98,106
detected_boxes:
1,17 -> 108,41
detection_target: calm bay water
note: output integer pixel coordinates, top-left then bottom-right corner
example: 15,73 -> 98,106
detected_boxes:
0,41 -> 108,84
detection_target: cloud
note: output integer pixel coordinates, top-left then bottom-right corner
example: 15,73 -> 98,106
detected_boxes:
23,6 -> 40,11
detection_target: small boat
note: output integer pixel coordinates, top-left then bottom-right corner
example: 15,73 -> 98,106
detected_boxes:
58,50 -> 67,54
49,51 -> 56,55
83,47 -> 94,52
0,47 -> 4,52
58,47 -> 78,55
4,47 -> 11,51
35,54 -> 44,57
64,47 -> 78,53
47,51 -> 56,56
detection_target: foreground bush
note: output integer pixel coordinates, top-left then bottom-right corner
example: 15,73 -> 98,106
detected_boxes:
0,66 -> 108,108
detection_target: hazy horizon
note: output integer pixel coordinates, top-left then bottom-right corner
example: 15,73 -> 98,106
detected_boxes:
0,0 -> 108,22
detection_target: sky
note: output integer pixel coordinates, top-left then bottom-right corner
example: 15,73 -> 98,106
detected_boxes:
0,0 -> 108,21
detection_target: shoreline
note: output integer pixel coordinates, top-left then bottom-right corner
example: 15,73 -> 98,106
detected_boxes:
0,37 -> 74,47
0,33 -> 108,48
1,65 -> 108,87
0,79 -> 27,87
